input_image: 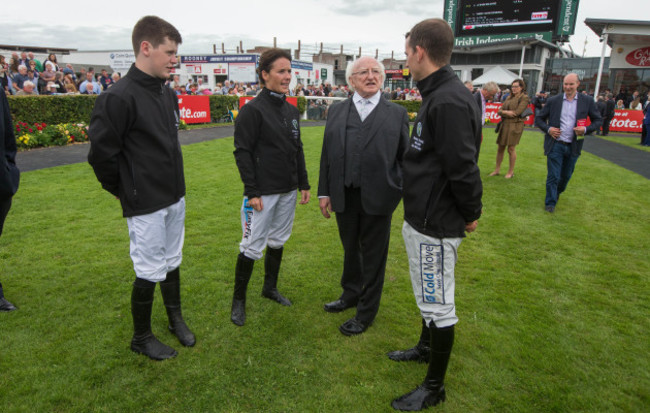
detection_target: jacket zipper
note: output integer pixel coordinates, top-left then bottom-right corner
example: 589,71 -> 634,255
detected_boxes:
422,180 -> 447,228
130,160 -> 138,197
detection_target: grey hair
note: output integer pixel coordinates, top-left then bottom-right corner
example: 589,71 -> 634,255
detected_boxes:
345,57 -> 385,92
483,81 -> 499,93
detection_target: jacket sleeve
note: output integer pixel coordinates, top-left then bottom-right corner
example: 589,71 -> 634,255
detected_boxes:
2,93 -> 16,166
397,107 -> 410,168
295,117 -> 310,191
233,104 -> 262,198
534,98 -> 552,133
317,119 -> 331,197
1,92 -> 19,200
432,102 -> 482,222
87,92 -> 131,197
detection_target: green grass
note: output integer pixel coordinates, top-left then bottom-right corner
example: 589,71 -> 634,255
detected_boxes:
0,128 -> 648,412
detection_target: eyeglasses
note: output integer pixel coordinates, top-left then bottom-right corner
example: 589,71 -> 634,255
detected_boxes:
352,68 -> 382,78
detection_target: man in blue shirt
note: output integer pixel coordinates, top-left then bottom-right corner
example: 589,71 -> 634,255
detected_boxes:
535,73 -> 602,213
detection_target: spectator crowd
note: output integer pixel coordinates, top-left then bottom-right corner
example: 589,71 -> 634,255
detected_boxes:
3,50 -> 648,134
1,51 -> 121,96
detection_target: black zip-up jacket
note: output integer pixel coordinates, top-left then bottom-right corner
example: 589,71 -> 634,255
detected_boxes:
88,64 -> 185,217
234,88 -> 310,198
402,65 -> 483,238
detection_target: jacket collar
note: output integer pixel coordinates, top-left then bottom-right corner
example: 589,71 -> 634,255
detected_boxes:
260,87 -> 286,106
126,64 -> 167,93
416,65 -> 456,98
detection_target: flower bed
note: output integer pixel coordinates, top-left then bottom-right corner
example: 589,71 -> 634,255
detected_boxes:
15,121 -> 89,150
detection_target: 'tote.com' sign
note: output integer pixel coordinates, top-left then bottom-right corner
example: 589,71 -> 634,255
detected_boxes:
178,95 -> 211,124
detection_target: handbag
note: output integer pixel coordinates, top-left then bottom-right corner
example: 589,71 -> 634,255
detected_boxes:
520,107 -> 533,118
494,121 -> 501,133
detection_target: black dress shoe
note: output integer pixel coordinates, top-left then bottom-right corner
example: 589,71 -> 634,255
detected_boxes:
0,297 -> 17,312
545,205 -> 555,213
323,299 -> 356,313
339,317 -> 371,336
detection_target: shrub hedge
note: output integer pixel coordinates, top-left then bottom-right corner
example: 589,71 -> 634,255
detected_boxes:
392,100 -> 421,113
8,94 -> 418,126
8,95 -> 97,125
207,95 -> 239,122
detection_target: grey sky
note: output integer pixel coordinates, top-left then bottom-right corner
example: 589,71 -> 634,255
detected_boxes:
0,1 -> 646,58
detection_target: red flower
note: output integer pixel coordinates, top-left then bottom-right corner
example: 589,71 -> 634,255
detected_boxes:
28,128 -> 33,133
37,126 -> 43,131
16,127 -> 20,132
41,123 -> 46,127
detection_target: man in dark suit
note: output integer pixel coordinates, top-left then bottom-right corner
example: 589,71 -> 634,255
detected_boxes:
535,73 -> 602,213
595,95 -> 606,135
318,56 -> 409,336
602,93 -> 615,136
1,90 -> 20,312
473,81 -> 499,127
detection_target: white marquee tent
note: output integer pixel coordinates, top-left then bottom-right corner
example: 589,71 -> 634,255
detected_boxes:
472,66 -> 519,86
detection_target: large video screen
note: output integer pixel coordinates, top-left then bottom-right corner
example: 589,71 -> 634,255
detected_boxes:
455,0 -> 561,38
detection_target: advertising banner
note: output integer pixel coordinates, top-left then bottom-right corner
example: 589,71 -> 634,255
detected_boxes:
229,63 -> 257,83
292,60 -> 314,71
109,52 -> 135,71
610,44 -> 650,69
609,110 -> 644,132
486,104 -> 643,132
181,55 -> 257,64
178,95 -> 211,124
485,103 -> 536,126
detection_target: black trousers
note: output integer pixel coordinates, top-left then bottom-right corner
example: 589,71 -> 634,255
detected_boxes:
602,116 -> 613,136
334,187 -> 392,324
0,197 -> 11,237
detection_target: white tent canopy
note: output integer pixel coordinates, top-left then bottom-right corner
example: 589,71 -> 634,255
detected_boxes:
472,66 -> 519,86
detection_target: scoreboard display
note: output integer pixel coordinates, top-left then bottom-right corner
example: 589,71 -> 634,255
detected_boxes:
456,0 -> 560,37
444,0 -> 579,43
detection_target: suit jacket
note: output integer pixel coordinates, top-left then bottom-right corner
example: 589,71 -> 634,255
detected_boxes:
1,93 -> 20,200
473,91 -> 484,123
534,93 -> 603,156
318,97 -> 409,216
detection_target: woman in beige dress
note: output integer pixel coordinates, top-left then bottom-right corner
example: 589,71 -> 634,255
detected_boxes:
489,78 -> 530,179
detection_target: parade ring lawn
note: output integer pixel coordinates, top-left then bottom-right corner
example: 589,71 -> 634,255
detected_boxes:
0,128 -> 648,412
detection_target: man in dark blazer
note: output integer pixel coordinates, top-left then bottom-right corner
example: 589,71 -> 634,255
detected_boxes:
1,91 -> 20,311
318,56 -> 409,336
473,81 -> 499,127
602,93 -> 615,136
535,73 -> 602,213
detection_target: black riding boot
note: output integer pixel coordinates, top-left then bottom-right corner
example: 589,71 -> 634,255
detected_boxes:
231,253 -> 254,326
387,318 -> 431,362
391,324 -> 454,411
261,246 -> 292,306
160,267 -> 196,347
130,280 -> 177,360
0,282 -> 17,312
